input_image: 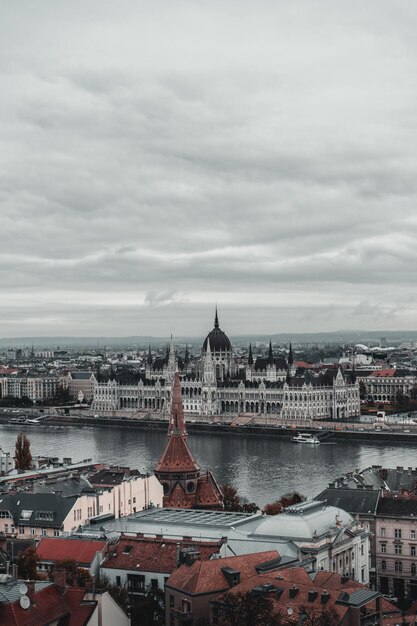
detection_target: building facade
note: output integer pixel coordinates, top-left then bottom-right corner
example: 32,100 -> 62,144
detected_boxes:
92,312 -> 360,421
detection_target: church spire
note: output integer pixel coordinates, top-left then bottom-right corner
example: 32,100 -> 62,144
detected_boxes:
168,371 -> 187,437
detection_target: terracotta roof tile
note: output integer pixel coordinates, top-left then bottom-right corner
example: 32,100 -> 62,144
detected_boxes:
37,538 -> 108,566
102,536 -> 223,573
167,551 -> 279,594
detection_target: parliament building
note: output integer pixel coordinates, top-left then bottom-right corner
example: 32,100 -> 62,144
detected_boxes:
92,311 -> 360,421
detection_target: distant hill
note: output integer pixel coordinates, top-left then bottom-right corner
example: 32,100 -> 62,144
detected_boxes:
1,330 -> 417,350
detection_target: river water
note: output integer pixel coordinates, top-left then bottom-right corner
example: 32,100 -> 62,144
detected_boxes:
1,424 -> 416,506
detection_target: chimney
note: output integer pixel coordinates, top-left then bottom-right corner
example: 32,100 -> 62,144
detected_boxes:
341,574 -> 349,584
176,543 -> 181,567
321,591 -> 330,604
26,580 -> 36,605
53,568 -> 67,593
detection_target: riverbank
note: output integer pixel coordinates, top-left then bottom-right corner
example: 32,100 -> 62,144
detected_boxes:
1,410 -> 417,444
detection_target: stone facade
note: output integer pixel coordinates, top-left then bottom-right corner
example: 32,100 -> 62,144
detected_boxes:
92,313 -> 360,421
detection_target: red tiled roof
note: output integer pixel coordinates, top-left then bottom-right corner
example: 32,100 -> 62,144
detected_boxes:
371,369 -> 396,377
59,588 -> 96,626
37,538 -> 108,566
215,569 -> 401,624
102,535 -> 223,573
0,586 -> 68,626
155,435 -> 200,473
195,472 -> 223,508
166,551 -> 278,595
0,585 -> 98,626
164,483 -> 194,508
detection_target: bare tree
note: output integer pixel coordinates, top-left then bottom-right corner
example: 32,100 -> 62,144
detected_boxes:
15,432 -> 32,470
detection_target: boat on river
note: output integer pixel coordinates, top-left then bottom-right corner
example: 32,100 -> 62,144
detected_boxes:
292,433 -> 320,444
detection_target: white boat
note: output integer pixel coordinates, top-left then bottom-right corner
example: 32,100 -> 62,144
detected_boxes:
292,433 -> 320,444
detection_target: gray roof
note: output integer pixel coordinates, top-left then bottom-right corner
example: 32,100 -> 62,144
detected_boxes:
252,500 -> 353,540
0,492 -> 77,528
69,371 -> 94,380
0,579 -> 52,604
33,476 -> 94,497
314,488 -> 380,516
377,497 -> 417,517
336,588 -> 380,608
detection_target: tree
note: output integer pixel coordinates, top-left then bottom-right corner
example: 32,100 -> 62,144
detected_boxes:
48,560 -> 92,587
263,492 -> 305,515
17,547 -> 38,580
98,575 -> 130,614
15,432 -> 32,470
217,591 -> 281,626
222,484 -> 259,514
298,606 -> 340,626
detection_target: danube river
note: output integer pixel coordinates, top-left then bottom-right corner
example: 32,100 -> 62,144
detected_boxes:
1,424 -> 417,506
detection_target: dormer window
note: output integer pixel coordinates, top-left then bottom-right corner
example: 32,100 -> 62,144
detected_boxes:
35,511 -> 54,521
20,510 -> 33,520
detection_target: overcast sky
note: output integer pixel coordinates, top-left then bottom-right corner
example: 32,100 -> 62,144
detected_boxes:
1,1 -> 417,338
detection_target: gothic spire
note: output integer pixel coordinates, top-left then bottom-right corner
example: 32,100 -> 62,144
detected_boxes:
288,342 -> 294,366
168,371 -> 187,437
184,344 -> 190,366
267,340 -> 274,365
147,345 -> 153,366
248,342 -> 253,366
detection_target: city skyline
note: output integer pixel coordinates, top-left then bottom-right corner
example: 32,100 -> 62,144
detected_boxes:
2,2 -> 417,337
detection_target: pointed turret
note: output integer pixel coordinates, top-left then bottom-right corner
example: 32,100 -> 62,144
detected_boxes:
184,345 -> 190,366
203,337 -> 215,385
168,371 -> 187,437
267,341 -> 274,365
288,342 -> 294,366
154,372 -> 223,510
147,345 -> 153,366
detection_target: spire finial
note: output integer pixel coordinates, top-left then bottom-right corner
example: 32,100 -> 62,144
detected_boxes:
214,305 -> 219,329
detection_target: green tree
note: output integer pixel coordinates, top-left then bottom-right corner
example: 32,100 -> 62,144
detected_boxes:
17,547 -> 39,580
15,432 -> 32,470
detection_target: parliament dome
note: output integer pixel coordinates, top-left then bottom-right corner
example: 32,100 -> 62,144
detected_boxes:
202,309 -> 232,353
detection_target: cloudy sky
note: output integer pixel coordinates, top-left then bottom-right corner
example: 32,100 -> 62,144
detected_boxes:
1,1 -> 417,338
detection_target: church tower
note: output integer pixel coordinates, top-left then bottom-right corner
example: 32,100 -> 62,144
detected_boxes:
154,372 -> 223,509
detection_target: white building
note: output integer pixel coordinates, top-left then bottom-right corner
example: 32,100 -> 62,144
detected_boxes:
92,312 -> 360,421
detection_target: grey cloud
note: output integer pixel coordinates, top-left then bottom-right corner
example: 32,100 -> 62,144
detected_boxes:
1,1 -> 417,335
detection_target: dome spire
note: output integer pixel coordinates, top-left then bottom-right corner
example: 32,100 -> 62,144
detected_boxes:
214,305 -> 219,329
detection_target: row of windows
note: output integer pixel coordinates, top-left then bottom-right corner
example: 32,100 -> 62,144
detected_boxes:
380,543 -> 416,555
380,528 -> 416,540
380,561 -> 417,574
